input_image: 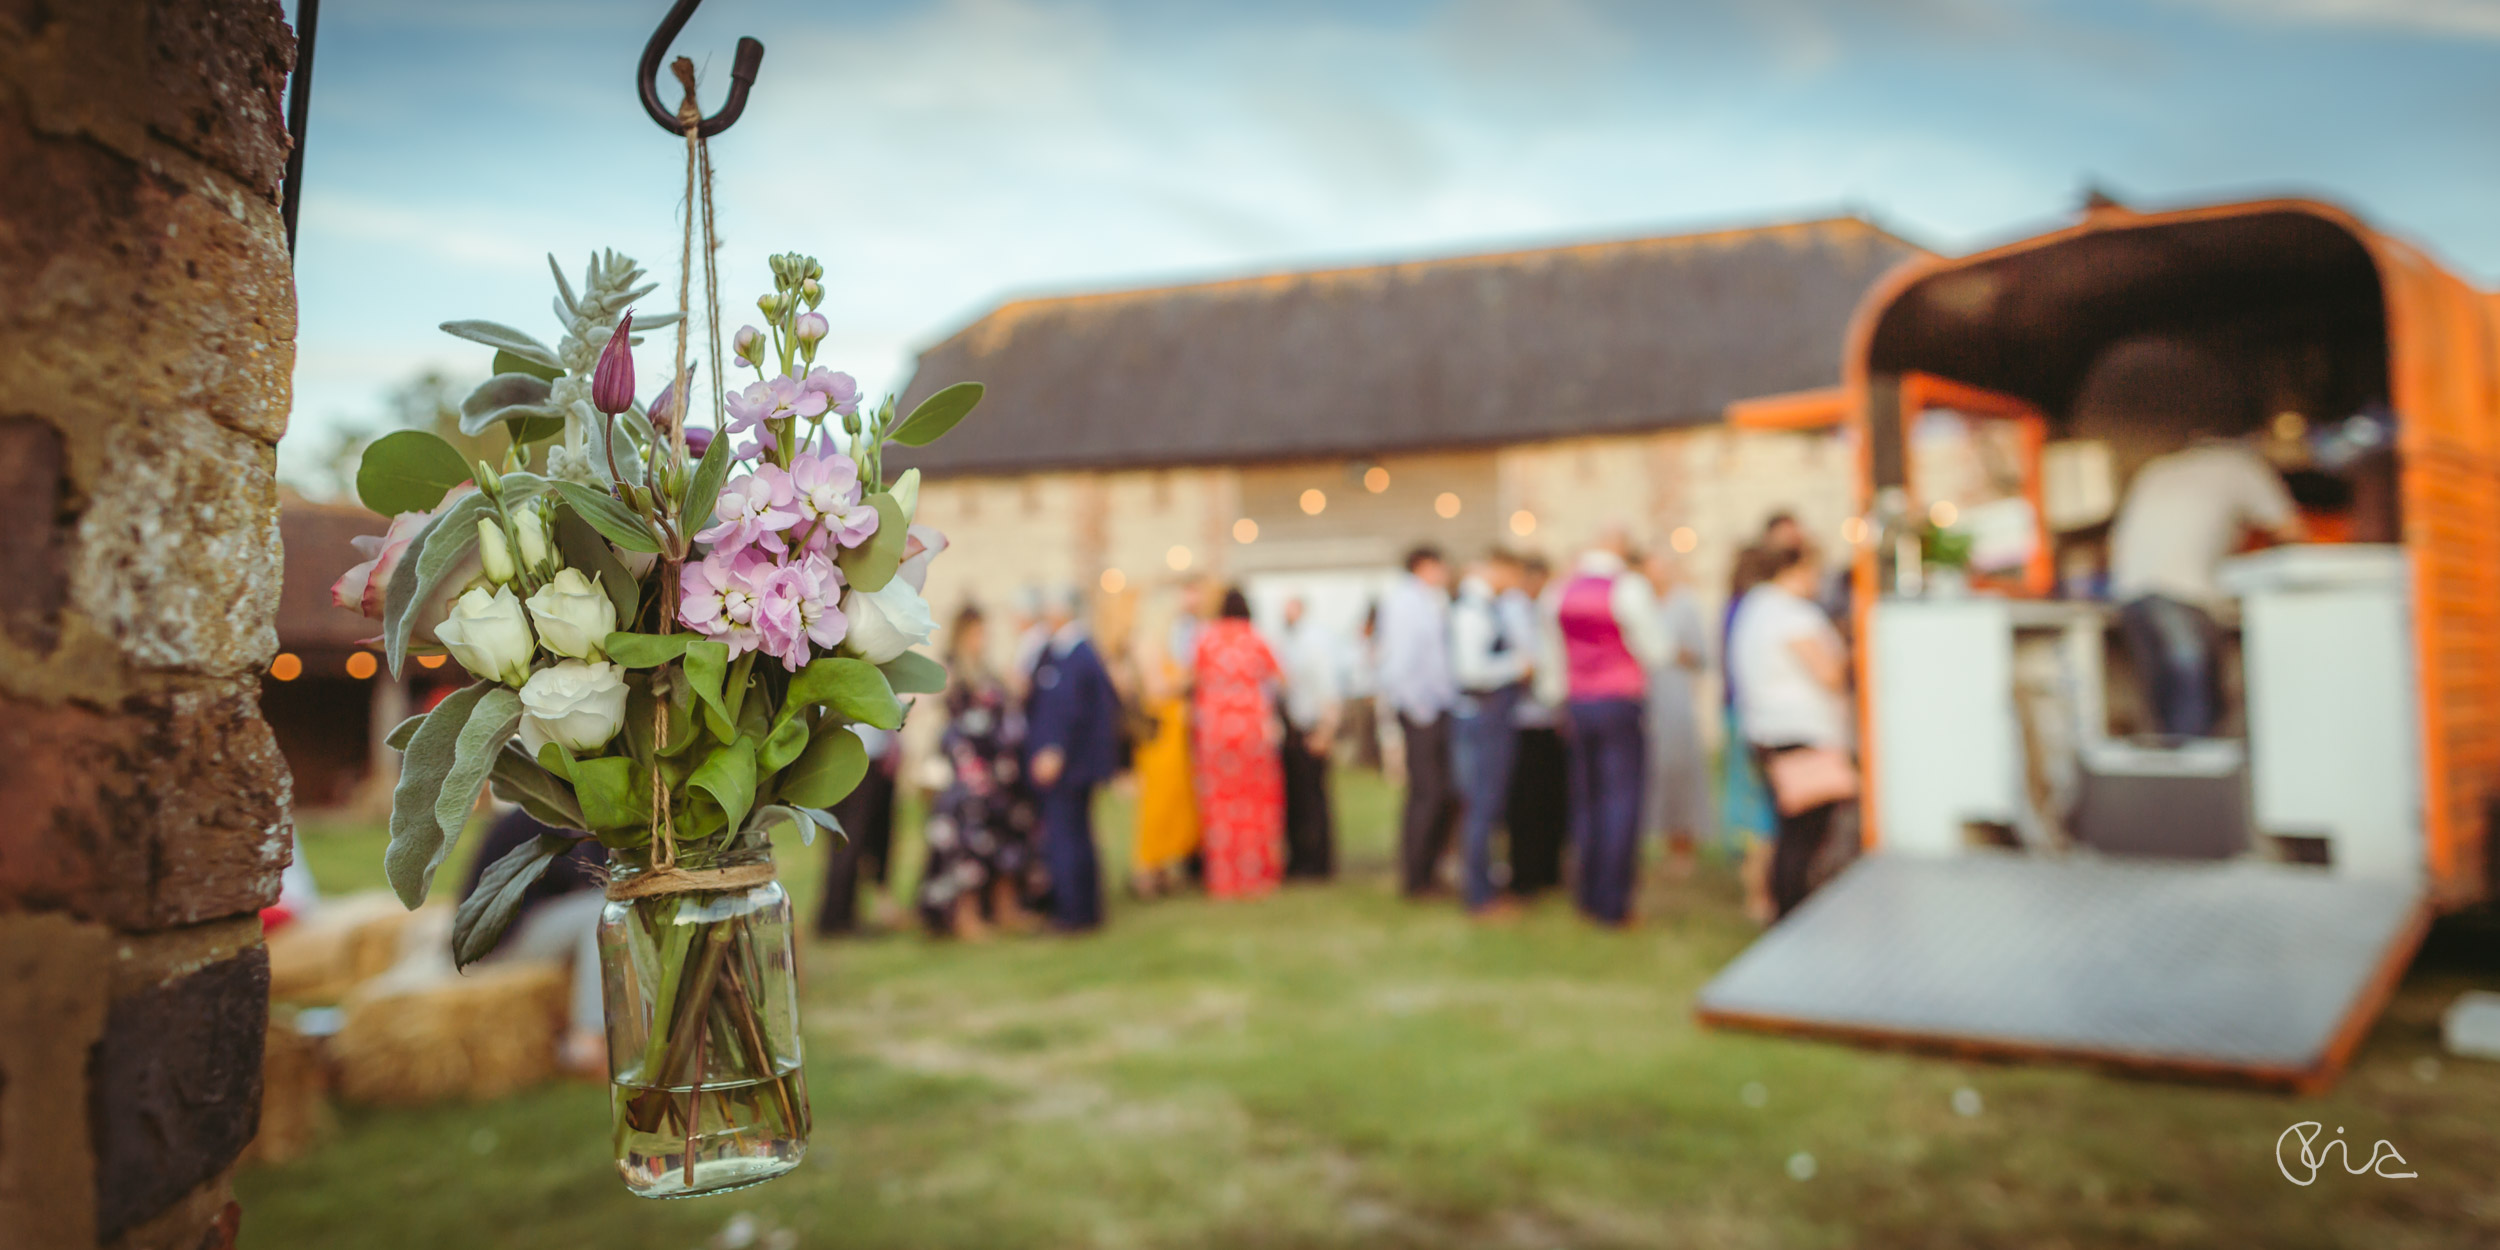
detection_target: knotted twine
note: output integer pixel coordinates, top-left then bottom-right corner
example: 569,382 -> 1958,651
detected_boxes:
606,58 -> 772,906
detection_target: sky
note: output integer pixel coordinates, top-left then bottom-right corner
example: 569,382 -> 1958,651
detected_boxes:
279,0 -> 2500,492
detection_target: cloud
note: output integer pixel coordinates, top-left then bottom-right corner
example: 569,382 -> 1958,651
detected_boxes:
2172,0 -> 2500,38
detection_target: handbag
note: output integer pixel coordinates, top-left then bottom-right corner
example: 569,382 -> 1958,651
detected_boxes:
1765,746 -> 1859,817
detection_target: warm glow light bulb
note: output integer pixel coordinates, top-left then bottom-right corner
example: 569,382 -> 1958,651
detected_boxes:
269,653 -> 301,681
1930,500 -> 1960,527
345,652 -> 378,680
1167,545 -> 1193,571
1100,568 -> 1127,594
1509,510 -> 1536,536
1670,526 -> 1698,553
1435,492 -> 1462,519
1300,489 -> 1327,515
1364,466 -> 1390,493
1233,518 -> 1259,543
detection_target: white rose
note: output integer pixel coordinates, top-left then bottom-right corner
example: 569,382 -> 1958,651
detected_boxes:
517,660 -> 629,756
525,568 -> 617,660
434,585 -> 535,686
840,577 -> 935,664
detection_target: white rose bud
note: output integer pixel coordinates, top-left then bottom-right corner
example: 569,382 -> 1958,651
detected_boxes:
889,467 -> 921,525
517,660 -> 629,756
434,585 -> 536,686
839,577 -> 936,665
512,506 -> 552,575
525,568 -> 616,660
478,517 -> 516,585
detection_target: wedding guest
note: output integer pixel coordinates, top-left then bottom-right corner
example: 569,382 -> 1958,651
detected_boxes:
1640,550 -> 1714,880
918,607 -> 1041,938
1275,596 -> 1343,881
1128,631 -> 1201,899
1537,526 -> 1670,927
1730,542 -> 1855,919
1719,543 -> 1781,923
816,726 -> 900,936
1506,553 -> 1570,897
1378,546 -> 1460,897
1193,588 -> 1287,898
1025,585 -> 1125,932
1450,550 -> 1533,916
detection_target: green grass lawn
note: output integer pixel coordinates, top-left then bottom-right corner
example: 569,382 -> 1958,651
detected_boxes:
246,772 -> 2500,1249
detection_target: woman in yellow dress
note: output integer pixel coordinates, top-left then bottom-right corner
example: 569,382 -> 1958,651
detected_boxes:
1129,647 -> 1200,897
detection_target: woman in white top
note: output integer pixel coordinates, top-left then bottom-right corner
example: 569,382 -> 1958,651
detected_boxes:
1639,551 -> 1713,878
1728,541 -> 1852,918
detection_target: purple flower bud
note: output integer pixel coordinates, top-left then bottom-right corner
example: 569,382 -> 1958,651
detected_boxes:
794,312 -> 829,345
733,325 -> 764,367
590,310 -> 636,415
683,424 -> 715,458
648,374 -> 680,437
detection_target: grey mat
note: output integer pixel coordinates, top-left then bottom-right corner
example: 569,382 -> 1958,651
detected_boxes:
1696,854 -> 2425,1082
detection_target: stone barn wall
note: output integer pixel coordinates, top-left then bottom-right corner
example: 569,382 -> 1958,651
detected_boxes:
0,2 -> 298,1247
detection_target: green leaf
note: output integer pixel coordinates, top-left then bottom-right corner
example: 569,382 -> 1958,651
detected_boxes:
680,421 -> 734,533
489,746 -> 587,831
834,493 -> 911,593
726,650 -> 760,736
888,381 -> 983,447
452,834 -> 580,968
459,373 -> 557,437
689,736 -> 759,842
493,349 -> 564,384
431,686 -> 522,856
571,755 -> 652,832
605,632 -> 695,669
758,716 -> 809,774
682,640 -> 733,740
786,656 -> 905,731
551,480 -> 661,554
441,319 -> 560,370
356,430 -> 473,517
384,681 -> 491,908
879,650 -> 948,695
744,804 -> 826,847
381,491 -> 493,676
534,740 -> 575,779
553,510 -> 641,628
778,724 -> 868,808
385,714 -> 427,750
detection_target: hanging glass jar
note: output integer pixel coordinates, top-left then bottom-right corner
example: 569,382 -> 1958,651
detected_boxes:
598,846 -> 811,1198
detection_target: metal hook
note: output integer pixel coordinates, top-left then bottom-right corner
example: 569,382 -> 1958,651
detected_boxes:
638,0 -> 765,138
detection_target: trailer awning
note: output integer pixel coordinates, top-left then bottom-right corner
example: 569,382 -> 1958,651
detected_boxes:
1695,854 -> 2426,1091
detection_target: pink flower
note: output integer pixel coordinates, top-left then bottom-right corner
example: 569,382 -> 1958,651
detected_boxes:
678,549 -> 777,657
332,484 -> 481,635
722,374 -> 828,438
801,367 -> 859,417
591,311 -> 637,415
760,553 -> 849,671
694,463 -> 800,552
784,449 -> 877,550
897,523 -> 949,592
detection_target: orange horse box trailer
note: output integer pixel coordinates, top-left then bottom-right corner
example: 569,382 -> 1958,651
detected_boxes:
1699,199 -> 2497,1091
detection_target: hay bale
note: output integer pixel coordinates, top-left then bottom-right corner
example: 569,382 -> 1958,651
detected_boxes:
267,891 -> 418,1003
242,1013 -> 335,1165
331,955 -> 570,1105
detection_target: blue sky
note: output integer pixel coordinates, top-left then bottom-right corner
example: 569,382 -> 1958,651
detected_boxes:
280,0 -> 2500,489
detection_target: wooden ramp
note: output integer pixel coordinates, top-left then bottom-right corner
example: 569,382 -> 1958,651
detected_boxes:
1694,854 -> 2427,1092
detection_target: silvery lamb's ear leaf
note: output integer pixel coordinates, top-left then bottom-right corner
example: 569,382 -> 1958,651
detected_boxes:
452,833 -> 580,969
489,744 -> 589,831
432,686 -> 522,860
386,714 -> 428,750
636,311 -> 685,331
384,681 -> 491,908
493,350 -> 563,384
548,253 -> 579,316
441,320 -> 562,370
382,492 -> 492,675
460,374 -> 556,436
621,282 -> 657,304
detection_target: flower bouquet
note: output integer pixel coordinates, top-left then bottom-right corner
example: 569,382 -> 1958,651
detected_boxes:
339,249 -> 981,1197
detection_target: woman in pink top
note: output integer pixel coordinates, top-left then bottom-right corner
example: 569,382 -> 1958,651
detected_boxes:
1538,530 -> 1671,926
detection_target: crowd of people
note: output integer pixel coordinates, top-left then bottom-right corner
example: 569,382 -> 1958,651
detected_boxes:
794,509 -> 1863,940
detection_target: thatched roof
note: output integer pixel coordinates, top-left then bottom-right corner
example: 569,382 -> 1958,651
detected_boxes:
894,217 -> 1926,476
279,500 -> 387,654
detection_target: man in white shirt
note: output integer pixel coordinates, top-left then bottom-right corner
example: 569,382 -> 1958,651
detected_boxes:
2107,439 -> 2303,736
1504,553 -> 1570,896
1375,545 -> 1459,896
1275,597 -> 1343,880
1450,551 -> 1534,915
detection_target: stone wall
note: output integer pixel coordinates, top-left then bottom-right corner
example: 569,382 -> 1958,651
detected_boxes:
0,2 -> 297,1247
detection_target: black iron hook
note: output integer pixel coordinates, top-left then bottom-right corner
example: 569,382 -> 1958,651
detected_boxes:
638,0 -> 765,138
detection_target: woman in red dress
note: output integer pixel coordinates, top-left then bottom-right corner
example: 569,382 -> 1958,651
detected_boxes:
1192,587 -> 1287,899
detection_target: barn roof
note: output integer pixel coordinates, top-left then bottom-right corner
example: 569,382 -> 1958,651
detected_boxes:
279,499 -> 388,654
892,217 -> 1927,477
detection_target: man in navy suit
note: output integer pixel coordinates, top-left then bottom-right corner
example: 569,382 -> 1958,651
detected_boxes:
1024,585 -> 1124,932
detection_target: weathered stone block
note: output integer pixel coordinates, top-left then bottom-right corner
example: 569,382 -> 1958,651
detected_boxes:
0,685 -> 292,929
143,0 -> 292,200
73,406 -> 283,677
0,416 -> 71,654
0,910 -> 113,1248
90,946 -> 268,1244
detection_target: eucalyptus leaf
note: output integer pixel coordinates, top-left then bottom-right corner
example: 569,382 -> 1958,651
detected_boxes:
798,806 -> 847,845
690,736 -> 759,842
778,724 -> 868,808
489,745 -> 587,831
441,319 -> 561,370
834,493 -> 910,593
758,716 -> 810,774
681,420 -> 734,532
786,656 -> 905,731
606,632 -> 696,669
356,430 -> 473,517
452,833 -> 580,968
879,650 -> 948,696
551,480 -> 661,554
571,755 -> 652,832
553,510 -> 640,629
745,804 -> 819,847
384,681 -> 492,908
888,381 -> 984,447
683,639 -> 733,741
